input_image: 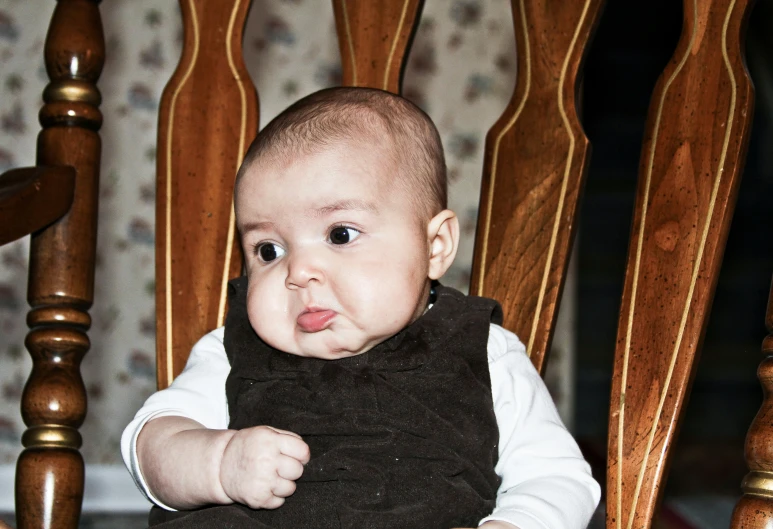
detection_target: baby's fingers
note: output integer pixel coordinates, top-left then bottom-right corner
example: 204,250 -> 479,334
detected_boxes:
278,434 -> 310,464
271,476 -> 297,499
265,425 -> 302,439
260,495 -> 286,510
276,454 -> 304,481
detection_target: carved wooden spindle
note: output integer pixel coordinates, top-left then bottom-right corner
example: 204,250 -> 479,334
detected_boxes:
730,282 -> 773,527
331,0 -> 424,93
15,1 -> 104,528
470,0 -> 604,374
156,0 -> 257,388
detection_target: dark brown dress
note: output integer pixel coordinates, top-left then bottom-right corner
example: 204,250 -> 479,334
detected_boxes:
149,278 -> 502,528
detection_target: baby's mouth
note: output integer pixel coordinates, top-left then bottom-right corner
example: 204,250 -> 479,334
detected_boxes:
297,308 -> 337,333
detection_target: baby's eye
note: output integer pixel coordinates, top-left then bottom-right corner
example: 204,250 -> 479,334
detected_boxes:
329,226 -> 361,245
255,242 -> 285,263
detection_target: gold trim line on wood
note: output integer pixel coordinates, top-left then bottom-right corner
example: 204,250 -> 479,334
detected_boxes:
21,425 -> 82,449
43,79 -> 102,105
618,1 -> 698,524
164,0 -> 201,387
626,2 -> 739,525
525,0 -> 592,357
616,3 -> 698,524
341,0 -> 358,87
382,0 -> 411,91
218,0 -> 251,327
619,1 -> 740,527
741,471 -> 773,498
477,0 -> 531,298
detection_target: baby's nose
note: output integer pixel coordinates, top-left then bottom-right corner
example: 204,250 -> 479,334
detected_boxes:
284,251 -> 326,288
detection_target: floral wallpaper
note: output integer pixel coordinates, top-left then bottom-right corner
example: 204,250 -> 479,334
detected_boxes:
0,0 -> 572,466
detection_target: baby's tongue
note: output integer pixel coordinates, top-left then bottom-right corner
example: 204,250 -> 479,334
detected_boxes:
297,309 -> 336,333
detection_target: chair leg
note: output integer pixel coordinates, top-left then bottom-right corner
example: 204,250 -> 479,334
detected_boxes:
730,278 -> 773,528
14,1 -> 104,528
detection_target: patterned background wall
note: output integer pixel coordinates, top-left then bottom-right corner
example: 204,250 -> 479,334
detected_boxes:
0,0 -> 564,466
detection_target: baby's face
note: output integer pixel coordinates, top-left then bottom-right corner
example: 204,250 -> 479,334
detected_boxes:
236,141 -> 432,359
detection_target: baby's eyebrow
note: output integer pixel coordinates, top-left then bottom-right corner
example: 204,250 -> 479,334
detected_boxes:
238,220 -> 275,234
311,199 -> 378,217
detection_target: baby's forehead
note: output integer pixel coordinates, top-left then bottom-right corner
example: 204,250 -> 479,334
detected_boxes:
237,153 -> 427,221
255,135 -> 400,174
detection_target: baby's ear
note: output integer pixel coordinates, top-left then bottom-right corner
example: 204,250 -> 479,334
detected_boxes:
427,209 -> 460,280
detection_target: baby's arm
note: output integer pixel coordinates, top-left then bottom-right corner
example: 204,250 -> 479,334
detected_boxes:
138,417 -> 308,509
480,325 -> 601,529
121,328 -> 309,511
137,416 -> 235,508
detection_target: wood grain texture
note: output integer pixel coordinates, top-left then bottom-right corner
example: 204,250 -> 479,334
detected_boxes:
15,1 -> 104,528
469,0 -> 604,374
606,1 -> 754,528
730,283 -> 773,528
0,166 -> 75,245
155,0 -> 258,389
332,0 -> 424,92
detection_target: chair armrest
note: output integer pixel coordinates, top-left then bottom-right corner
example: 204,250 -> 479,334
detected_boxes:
0,165 -> 76,246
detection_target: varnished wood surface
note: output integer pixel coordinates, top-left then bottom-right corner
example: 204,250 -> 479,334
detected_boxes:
606,1 -> 754,528
155,0 -> 258,388
15,1 -> 104,528
731,284 -> 773,527
7,0 -> 757,525
16,449 -> 84,529
469,0 -> 604,374
0,166 -> 75,245
332,0 -> 424,92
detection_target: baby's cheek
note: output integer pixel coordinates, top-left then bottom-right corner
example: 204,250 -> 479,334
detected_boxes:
249,309 -> 294,353
246,286 -> 291,345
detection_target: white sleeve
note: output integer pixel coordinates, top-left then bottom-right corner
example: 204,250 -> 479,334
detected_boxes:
481,324 -> 601,529
120,327 -> 231,510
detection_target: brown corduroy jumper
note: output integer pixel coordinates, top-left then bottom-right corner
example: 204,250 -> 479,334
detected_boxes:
149,277 -> 502,529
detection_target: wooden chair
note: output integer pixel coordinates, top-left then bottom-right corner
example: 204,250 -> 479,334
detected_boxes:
1,0 -> 768,528
0,1 -> 103,527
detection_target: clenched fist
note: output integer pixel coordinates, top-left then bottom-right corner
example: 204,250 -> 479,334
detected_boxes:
219,425 -> 311,509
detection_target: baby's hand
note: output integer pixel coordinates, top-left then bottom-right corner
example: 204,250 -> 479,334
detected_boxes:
219,425 -> 310,509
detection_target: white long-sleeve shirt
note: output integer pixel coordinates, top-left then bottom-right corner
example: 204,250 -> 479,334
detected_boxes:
121,324 -> 600,529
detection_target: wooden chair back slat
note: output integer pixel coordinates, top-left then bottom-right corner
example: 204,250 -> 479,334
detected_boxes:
606,1 -> 755,527
332,0 -> 424,92
155,0 -> 258,389
14,0 -> 105,527
470,0 -> 605,374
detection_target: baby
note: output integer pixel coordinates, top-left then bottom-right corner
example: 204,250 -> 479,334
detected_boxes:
122,87 -> 600,529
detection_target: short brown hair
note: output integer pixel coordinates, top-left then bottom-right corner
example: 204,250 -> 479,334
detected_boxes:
235,87 -> 447,220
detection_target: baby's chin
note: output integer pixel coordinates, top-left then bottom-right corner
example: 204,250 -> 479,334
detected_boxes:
265,329 -> 391,360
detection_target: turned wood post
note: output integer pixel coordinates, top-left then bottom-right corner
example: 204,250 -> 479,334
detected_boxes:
15,1 -> 104,528
730,279 -> 773,527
